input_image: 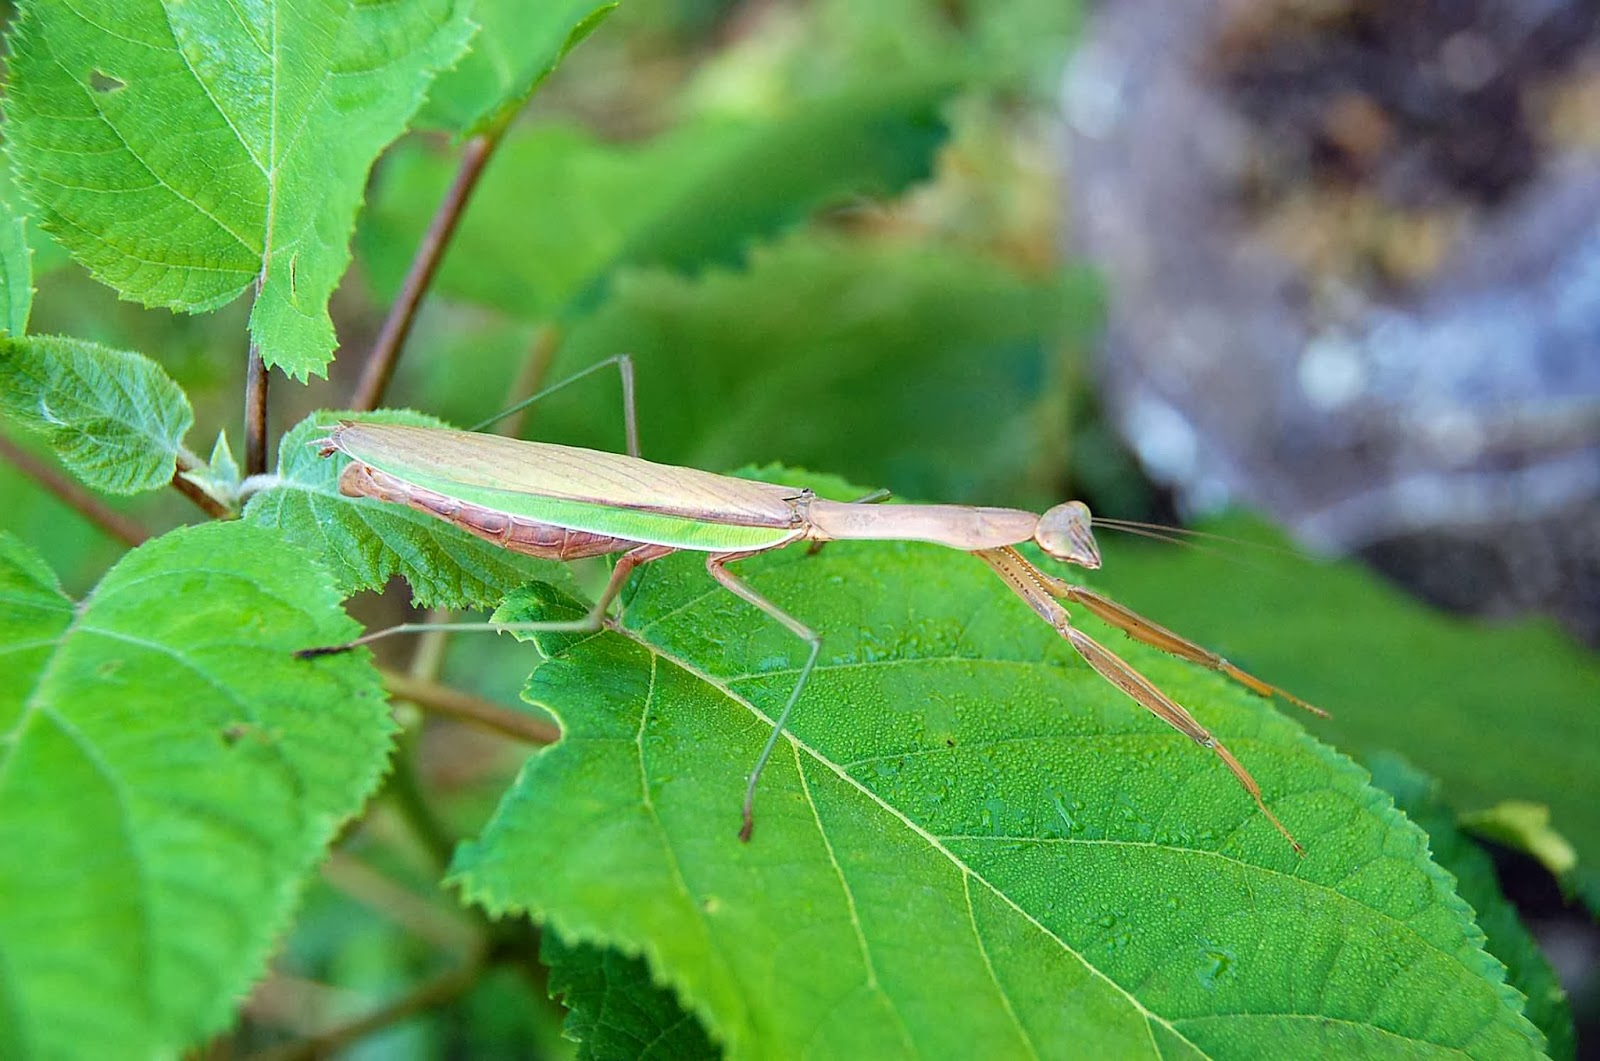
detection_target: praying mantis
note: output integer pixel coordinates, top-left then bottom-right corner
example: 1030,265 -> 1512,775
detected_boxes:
303,356 -> 1323,852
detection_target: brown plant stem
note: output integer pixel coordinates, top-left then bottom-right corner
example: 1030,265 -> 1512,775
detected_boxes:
171,451 -> 234,520
381,668 -> 559,745
244,964 -> 481,1061
244,343 -> 269,477
349,132 -> 501,412
0,432 -> 148,547
498,323 -> 562,437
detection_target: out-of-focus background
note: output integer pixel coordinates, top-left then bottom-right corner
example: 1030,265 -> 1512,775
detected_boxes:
6,0 -> 1597,1054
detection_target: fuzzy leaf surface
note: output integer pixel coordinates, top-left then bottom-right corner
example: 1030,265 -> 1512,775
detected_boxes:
0,523 -> 391,1058
361,78 -> 950,319
4,0 -> 473,379
420,0 -> 619,136
243,410 -> 555,607
450,474 -> 1544,1058
0,334 -> 192,493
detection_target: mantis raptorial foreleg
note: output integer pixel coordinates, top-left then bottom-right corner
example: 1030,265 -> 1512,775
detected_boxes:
1025,565 -> 1327,718
974,546 -> 1302,853
704,551 -> 823,842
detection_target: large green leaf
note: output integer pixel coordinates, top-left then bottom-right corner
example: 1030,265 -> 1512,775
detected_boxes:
0,334 -> 192,494
1088,516 -> 1600,886
360,77 -> 951,320
543,935 -> 718,1060
449,493 -> 1543,1057
0,523 -> 392,1058
1368,753 -> 1574,1060
519,236 -> 1098,506
4,0 -> 473,379
419,0 -> 620,136
0,181 -> 33,336
243,410 -> 556,608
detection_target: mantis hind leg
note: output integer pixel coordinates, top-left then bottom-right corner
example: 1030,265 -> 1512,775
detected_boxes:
704,552 -> 822,842
469,352 -> 641,457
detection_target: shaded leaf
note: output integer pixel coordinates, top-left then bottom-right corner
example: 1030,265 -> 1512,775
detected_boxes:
0,181 -> 33,335
361,77 -> 951,320
532,235 -> 1097,506
243,409 -> 556,607
4,0 -> 474,379
0,334 -> 192,493
420,0 -> 620,136
544,935 -> 718,1061
0,523 -> 391,1057
1089,515 -> 1600,884
450,484 -> 1543,1058
1369,753 -> 1575,1060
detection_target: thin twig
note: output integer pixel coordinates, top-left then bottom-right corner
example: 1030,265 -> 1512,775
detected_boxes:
319,851 -> 479,954
381,668 -> 559,745
499,323 -> 562,438
244,963 -> 481,1061
349,133 -> 501,412
0,432 -> 148,547
170,451 -> 234,520
244,343 -> 269,477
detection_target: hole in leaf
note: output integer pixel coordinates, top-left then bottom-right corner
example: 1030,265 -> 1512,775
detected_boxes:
89,70 -> 125,94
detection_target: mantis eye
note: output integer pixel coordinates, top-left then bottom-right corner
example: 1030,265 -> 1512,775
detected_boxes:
1035,501 -> 1101,569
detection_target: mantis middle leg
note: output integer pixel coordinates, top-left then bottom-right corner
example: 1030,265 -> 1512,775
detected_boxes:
704,551 -> 823,842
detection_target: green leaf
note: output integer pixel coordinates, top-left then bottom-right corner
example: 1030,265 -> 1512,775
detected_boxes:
0,334 -> 192,493
243,410 -> 557,608
4,0 -> 474,380
420,0 -> 620,137
361,77 -> 952,320
543,935 -> 718,1061
0,180 -> 34,336
451,501 -> 1544,1057
1461,802 -> 1580,886
1368,753 -> 1575,1061
1089,515 -> 1600,882
179,430 -> 244,511
533,236 -> 1097,506
0,522 -> 392,1057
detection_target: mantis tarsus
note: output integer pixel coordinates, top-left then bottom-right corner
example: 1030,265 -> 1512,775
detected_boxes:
302,356 -> 1323,852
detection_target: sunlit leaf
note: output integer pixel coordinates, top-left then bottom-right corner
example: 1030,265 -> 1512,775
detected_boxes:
449,476 -> 1544,1057
0,334 -> 192,493
420,0 -> 619,136
0,523 -> 391,1057
4,0 -> 474,379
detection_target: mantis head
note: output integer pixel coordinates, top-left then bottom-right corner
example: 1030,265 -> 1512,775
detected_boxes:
1035,501 -> 1101,569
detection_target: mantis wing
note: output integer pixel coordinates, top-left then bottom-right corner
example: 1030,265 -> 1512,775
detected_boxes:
331,422 -> 803,528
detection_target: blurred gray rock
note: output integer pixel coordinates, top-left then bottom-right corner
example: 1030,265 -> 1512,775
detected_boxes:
1062,0 -> 1600,643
